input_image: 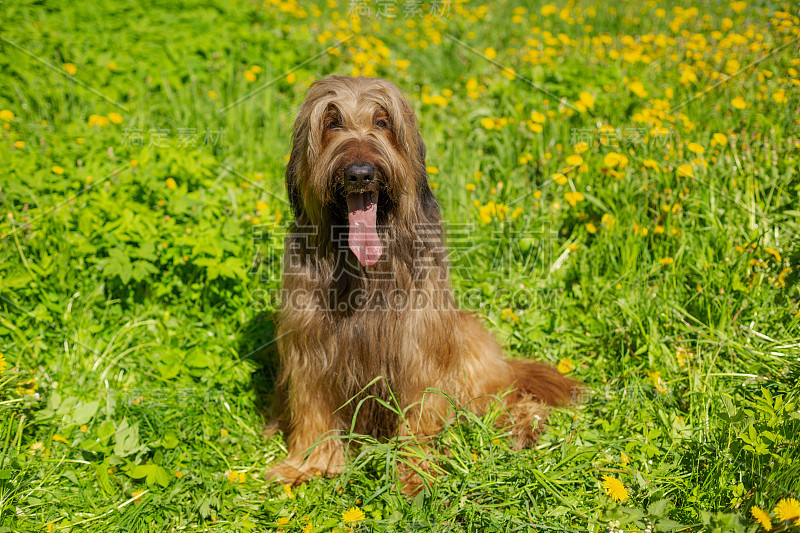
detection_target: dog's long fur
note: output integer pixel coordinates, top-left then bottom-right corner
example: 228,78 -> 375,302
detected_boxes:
267,76 -> 578,487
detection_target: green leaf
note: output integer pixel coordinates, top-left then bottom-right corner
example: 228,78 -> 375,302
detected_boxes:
648,498 -> 671,516
71,400 -> 100,426
114,419 -> 140,457
98,421 -> 116,443
128,464 -> 151,479
161,433 -> 179,449
148,464 -> 170,487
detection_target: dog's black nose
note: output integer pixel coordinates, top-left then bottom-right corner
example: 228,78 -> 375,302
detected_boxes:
344,163 -> 375,187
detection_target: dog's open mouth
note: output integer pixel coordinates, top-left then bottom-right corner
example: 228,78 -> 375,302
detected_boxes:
346,191 -> 382,266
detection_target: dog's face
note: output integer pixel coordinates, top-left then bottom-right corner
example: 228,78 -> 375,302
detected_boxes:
286,76 -> 436,266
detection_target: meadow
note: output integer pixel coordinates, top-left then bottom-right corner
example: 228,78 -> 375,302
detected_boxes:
1,0 -> 799,531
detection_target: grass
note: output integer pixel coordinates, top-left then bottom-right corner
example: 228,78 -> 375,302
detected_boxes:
1,0 -> 799,531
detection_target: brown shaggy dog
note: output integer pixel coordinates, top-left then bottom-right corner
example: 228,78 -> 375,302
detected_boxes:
267,75 -> 578,488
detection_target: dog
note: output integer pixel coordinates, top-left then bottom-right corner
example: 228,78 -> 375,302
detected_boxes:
267,75 -> 578,489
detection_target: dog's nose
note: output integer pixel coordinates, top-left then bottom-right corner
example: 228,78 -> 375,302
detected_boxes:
344,163 -> 375,187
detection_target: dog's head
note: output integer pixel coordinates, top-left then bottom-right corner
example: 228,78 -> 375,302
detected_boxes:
286,76 -> 438,266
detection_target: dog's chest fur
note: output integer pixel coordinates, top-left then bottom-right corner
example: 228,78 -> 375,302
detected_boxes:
282,225 -> 456,438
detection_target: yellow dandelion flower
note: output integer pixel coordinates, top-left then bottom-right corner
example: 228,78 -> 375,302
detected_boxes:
603,152 -> 628,168
63,63 -> 77,75
751,506 -> 772,531
773,90 -> 786,104
764,247 -> 781,262
208,90 -> 218,99
601,475 -> 628,502
586,222 -> 597,234
529,122 -> 543,133
107,61 -> 117,70
567,243 -> 579,251
659,257 -> 674,265
287,72 -> 297,84
303,520 -> 313,533
511,206 -> 523,219
175,471 -> 183,478
426,166 -> 439,175
256,201 -> 268,212
480,117 -> 495,130
677,164 -> 694,178
13,141 -> 25,149
465,183 -> 476,192
108,112 -> 123,124
284,484 -> 295,499
579,92 -> 595,108
730,1 -> 746,14
0,110 -> 14,121
276,516 -> 290,526
712,133 -> 728,146
88,114 -> 110,127
501,308 -> 520,323
484,47 -> 497,60
557,358 -> 575,373
566,154 -> 584,166
642,159 -> 660,171
628,81 -> 648,98
131,489 -> 145,502
574,141 -> 589,153
244,70 -> 257,82
777,267 -> 791,288
52,166 -> 64,175
732,96 -> 746,109
396,59 -> 410,69
775,498 -> 800,525
342,507 -> 365,523
533,189 -> 542,199
530,111 -> 546,124
166,178 -> 177,190
564,191 -> 585,207
552,173 -> 568,185
0,353 -> 6,373
687,142 -> 704,154
52,434 -> 68,443
650,371 -> 668,393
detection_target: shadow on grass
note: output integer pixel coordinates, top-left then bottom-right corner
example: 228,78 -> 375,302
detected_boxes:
237,310 -> 283,428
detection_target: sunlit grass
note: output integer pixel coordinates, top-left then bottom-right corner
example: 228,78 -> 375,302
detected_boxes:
1,0 -> 798,531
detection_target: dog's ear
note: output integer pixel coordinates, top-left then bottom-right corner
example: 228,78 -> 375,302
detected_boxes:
286,133 -> 304,220
287,93 -> 315,220
413,130 -> 442,222
389,87 -> 442,222
286,156 -> 303,220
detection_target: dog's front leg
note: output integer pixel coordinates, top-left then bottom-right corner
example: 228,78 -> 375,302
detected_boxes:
267,383 -> 345,485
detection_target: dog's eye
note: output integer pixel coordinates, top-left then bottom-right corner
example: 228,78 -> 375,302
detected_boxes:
375,119 -> 388,129
325,120 -> 341,131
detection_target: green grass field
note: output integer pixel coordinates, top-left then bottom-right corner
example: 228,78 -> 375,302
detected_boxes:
1,0 -> 799,531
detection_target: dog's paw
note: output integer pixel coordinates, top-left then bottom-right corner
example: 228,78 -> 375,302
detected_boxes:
266,460 -> 315,486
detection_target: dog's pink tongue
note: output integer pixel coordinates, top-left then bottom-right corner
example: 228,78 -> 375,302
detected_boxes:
346,191 -> 382,266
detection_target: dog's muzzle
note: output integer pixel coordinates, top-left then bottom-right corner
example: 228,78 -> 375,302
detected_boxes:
343,162 -> 382,267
